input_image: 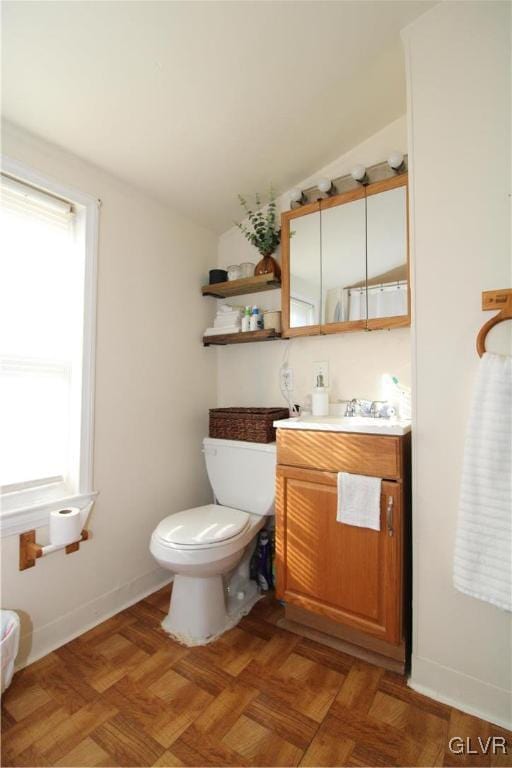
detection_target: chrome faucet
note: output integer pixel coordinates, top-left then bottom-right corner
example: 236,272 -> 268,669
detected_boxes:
344,399 -> 390,418
370,400 -> 387,418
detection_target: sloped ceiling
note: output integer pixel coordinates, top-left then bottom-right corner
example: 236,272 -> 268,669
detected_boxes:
2,1 -> 433,231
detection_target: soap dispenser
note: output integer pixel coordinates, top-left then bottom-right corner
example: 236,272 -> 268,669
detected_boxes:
312,374 -> 329,417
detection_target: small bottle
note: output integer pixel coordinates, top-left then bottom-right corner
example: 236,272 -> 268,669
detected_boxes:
241,306 -> 251,332
249,306 -> 259,331
256,531 -> 273,591
312,373 -> 329,416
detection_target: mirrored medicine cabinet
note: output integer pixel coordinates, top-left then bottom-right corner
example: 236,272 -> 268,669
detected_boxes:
280,174 -> 409,337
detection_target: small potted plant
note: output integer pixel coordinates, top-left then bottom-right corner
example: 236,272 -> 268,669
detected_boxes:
235,190 -> 281,279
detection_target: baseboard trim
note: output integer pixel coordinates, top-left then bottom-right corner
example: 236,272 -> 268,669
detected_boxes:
277,616 -> 405,674
410,654 -> 512,730
17,569 -> 173,669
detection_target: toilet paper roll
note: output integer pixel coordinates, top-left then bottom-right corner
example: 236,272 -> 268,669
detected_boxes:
49,507 -> 82,546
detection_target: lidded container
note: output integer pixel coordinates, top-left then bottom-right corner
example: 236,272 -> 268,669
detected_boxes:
209,407 -> 289,443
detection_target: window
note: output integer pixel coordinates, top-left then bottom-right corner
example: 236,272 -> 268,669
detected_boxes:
0,159 -> 98,535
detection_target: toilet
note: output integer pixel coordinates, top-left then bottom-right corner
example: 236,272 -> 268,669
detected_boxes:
150,436 -> 276,645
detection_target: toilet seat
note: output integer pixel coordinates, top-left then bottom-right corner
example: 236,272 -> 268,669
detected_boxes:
153,504 -> 251,551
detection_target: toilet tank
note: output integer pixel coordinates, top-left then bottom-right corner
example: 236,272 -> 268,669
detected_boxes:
203,437 -> 276,516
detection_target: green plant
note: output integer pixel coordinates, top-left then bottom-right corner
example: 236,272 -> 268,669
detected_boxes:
235,189 -> 281,257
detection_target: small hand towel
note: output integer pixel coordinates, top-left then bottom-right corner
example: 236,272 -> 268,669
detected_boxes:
454,352 -> 512,612
337,472 -> 382,530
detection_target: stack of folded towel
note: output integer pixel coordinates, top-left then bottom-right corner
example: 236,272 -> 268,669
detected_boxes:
204,305 -> 242,337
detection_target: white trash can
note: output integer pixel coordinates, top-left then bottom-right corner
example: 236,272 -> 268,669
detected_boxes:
1,610 -> 20,694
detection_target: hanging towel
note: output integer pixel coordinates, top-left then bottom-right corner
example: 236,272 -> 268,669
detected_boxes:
454,353 -> 512,611
337,472 -> 382,530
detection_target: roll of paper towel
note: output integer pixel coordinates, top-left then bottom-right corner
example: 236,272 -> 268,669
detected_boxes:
49,507 -> 82,546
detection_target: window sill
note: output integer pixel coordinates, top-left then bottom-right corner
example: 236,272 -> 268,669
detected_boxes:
0,491 -> 98,538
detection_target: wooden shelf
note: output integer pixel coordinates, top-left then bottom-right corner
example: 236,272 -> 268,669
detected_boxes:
201,273 -> 281,298
203,329 -> 284,346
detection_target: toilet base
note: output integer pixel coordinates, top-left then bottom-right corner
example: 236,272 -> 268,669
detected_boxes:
162,572 -> 262,647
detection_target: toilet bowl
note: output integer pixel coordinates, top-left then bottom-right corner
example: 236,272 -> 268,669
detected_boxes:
150,437 -> 276,645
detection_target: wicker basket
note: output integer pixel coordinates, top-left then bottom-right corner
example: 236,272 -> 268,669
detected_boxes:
209,407 -> 289,443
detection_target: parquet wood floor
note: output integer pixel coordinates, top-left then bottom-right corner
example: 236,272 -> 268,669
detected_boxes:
2,586 -> 510,767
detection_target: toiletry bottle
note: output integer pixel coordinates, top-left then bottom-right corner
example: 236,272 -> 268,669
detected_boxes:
249,306 -> 259,332
312,374 -> 329,416
241,306 -> 251,332
391,376 -> 411,420
254,530 -> 273,591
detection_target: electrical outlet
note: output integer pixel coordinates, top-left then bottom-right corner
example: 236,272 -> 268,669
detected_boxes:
280,366 -> 294,392
313,361 -> 329,388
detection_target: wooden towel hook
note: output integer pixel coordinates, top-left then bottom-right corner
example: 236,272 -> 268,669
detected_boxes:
476,289 -> 512,357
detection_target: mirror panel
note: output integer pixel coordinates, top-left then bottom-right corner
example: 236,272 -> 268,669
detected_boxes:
281,173 -> 409,338
366,185 -> 408,320
321,197 -> 366,325
289,210 -> 321,328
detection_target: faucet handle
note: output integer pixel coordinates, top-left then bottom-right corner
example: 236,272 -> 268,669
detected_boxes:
370,400 -> 388,418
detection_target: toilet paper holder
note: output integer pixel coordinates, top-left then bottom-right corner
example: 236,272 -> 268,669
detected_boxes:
19,529 -> 91,571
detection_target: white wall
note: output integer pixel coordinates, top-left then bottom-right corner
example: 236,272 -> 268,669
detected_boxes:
1,122 -> 217,665
216,117 -> 411,408
403,1 -> 512,728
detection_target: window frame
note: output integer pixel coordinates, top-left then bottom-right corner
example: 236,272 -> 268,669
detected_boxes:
0,156 -> 99,537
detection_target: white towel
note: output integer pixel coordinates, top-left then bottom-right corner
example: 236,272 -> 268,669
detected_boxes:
214,313 -> 242,328
454,353 -> 512,611
203,325 -> 240,336
337,472 -> 382,530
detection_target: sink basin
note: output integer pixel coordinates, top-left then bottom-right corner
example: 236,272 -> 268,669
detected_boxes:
273,415 -> 411,436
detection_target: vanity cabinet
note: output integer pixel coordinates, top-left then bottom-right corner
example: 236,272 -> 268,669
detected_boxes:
275,428 -> 411,669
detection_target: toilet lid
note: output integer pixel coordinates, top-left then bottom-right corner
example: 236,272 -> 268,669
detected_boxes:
154,504 -> 250,546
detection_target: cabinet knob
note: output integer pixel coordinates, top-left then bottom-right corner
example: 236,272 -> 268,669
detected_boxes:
386,496 -> 394,537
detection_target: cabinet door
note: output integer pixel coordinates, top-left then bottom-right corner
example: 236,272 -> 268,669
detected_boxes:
365,175 -> 409,330
281,201 -> 322,337
276,466 -> 403,644
320,191 -> 367,332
